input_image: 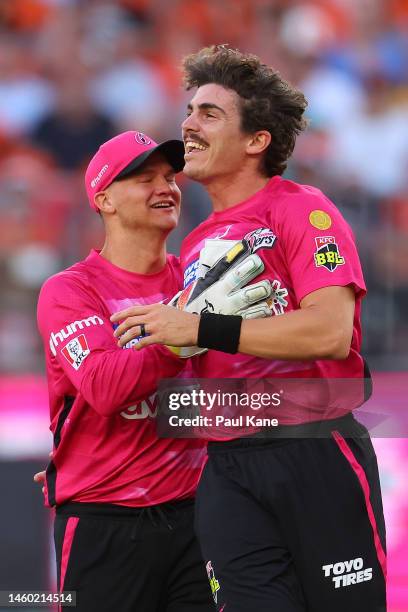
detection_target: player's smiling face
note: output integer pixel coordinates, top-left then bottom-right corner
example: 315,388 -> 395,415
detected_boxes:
104,152 -> 181,232
182,84 -> 250,183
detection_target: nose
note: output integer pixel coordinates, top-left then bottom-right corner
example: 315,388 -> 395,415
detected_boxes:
152,175 -> 180,203
182,111 -> 199,134
154,175 -> 173,194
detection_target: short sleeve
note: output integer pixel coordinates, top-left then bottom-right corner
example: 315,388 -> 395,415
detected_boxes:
273,189 -> 366,305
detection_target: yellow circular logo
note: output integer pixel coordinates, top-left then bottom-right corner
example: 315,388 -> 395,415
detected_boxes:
309,210 -> 332,230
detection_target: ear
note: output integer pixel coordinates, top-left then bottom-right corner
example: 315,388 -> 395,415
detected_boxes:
246,131 -> 271,156
94,190 -> 116,215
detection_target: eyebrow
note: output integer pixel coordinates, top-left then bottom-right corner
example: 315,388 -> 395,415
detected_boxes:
187,102 -> 227,116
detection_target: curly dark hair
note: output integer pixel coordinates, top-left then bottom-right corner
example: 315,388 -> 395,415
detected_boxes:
182,44 -> 308,177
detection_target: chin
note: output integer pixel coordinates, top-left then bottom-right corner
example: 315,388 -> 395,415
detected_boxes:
183,161 -> 207,182
157,219 -> 178,232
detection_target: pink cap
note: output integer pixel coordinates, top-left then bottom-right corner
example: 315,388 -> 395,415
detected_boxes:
85,131 -> 185,211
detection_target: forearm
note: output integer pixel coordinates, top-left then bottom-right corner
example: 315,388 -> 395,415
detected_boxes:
238,306 -> 351,361
109,287 -> 355,361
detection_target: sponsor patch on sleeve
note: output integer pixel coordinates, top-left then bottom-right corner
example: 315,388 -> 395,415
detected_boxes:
309,210 -> 332,230
314,236 -> 345,272
61,334 -> 90,370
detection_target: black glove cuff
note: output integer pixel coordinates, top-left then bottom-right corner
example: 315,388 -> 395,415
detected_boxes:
197,313 -> 242,354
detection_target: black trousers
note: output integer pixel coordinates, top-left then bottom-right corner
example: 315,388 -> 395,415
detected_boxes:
195,414 -> 386,612
54,498 -> 213,612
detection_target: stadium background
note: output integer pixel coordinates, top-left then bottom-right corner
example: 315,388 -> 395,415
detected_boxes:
0,0 -> 407,609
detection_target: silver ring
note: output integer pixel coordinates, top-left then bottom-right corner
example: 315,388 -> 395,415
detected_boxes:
140,323 -> 146,337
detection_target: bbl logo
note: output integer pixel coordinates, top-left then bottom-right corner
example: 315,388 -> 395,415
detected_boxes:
314,236 -> 345,272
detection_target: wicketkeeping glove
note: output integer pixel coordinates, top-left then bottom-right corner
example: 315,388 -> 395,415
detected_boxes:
168,240 -> 272,357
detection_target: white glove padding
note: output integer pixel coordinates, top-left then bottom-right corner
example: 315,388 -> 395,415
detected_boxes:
167,240 -> 273,358
197,239 -> 239,278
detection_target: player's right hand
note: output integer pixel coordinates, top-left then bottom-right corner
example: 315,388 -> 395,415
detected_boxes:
33,451 -> 52,494
33,470 -> 46,494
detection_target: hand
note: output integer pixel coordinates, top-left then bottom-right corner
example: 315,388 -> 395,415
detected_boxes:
111,303 -> 200,349
33,470 -> 46,494
33,451 -> 53,495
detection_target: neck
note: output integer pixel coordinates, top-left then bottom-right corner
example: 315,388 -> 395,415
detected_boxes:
204,168 -> 270,212
100,227 -> 168,274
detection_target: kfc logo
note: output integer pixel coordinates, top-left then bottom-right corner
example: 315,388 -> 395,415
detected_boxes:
61,335 -> 90,370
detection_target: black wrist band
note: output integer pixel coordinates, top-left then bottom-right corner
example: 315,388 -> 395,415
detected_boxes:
197,313 -> 243,354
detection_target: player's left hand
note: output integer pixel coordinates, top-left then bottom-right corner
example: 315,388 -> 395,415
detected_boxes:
111,303 -> 200,350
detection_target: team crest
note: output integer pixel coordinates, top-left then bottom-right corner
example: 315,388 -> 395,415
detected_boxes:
135,132 -> 151,146
61,334 -> 90,370
244,227 -> 277,254
314,237 -> 345,272
206,561 -> 221,604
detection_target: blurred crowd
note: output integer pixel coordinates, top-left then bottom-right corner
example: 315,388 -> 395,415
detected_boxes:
0,0 -> 407,373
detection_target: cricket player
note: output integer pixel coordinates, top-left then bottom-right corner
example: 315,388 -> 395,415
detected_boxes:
36,130 -> 271,611
112,46 -> 386,612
